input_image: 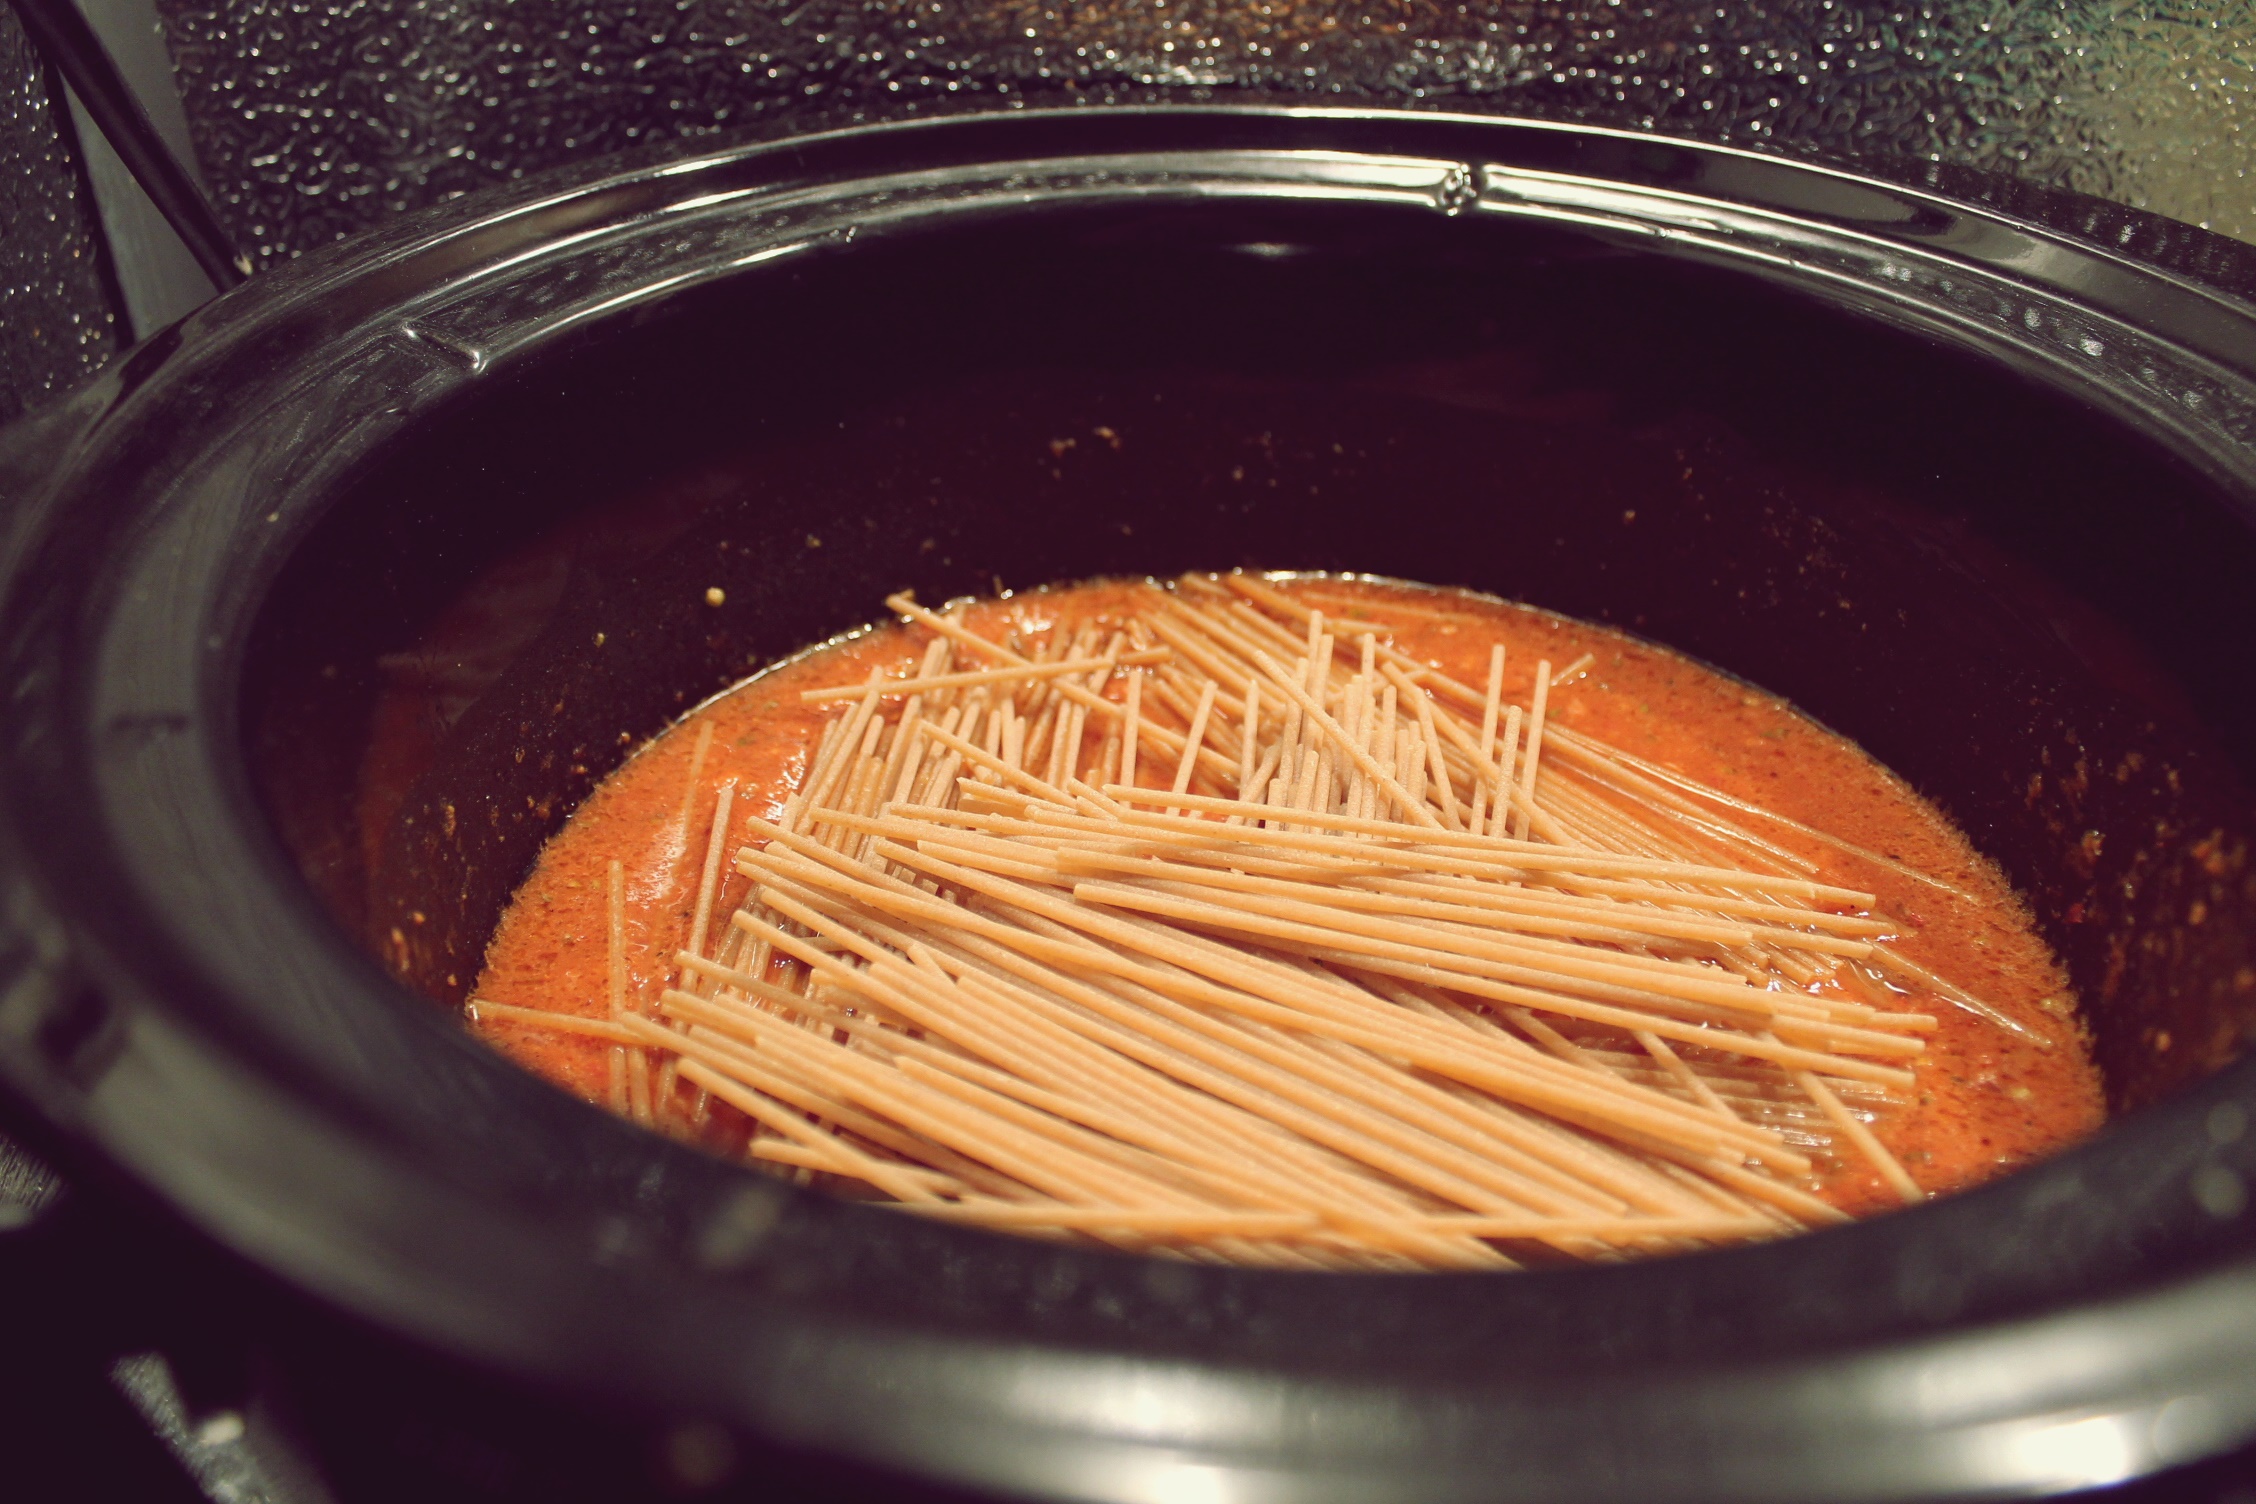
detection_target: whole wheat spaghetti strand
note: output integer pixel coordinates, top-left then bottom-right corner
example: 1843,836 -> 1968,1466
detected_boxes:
677,720 -> 716,825
470,1000 -> 643,1045
1047,847 -> 1764,949
904,1202 -> 1321,1237
1250,651 -> 1444,830
1205,1010 -> 1652,1220
979,942 -> 1687,1226
667,1054 -> 947,1204
658,997 -> 1028,1195
1874,950 -> 2048,1044
704,994 -> 1182,1213
869,639 -> 955,819
749,889 -> 1580,1229
1541,732 -> 1823,875
1483,706 -> 1521,838
1471,643 -> 1506,834
721,978 -> 1425,1271
475,575 -> 2087,1268
914,720 -> 1078,808
1633,1029 -> 1742,1122
1355,975 -> 1756,1218
604,857 -> 651,1124
747,831 -> 1783,1176
1146,606 -> 1258,696
1550,653 -> 1598,688
1549,725 -> 1983,901
884,905 -> 1466,1193
1402,677 -> 1464,831
1120,668 -> 1143,792
938,804 -> 1873,954
789,669 -> 885,824
924,906 -> 1750,1235
1010,963 -> 1641,1225
893,993 -> 1412,1223
1168,678 -> 1219,813
1271,933 -> 1917,1091
1510,660 -> 1549,840
887,592 -> 1238,787
1775,1044 -> 1924,1205
798,652 -> 1168,705
683,781 -> 739,969
889,1054 -> 1275,1217
858,843 -> 1808,1162
711,915 -> 1322,1213
1036,838 -> 1761,956
1064,875 -> 1800,1017
1373,679 -> 1400,822
916,945 -> 1496,1239
1085,794 -> 1877,903
747,1141 -> 977,1199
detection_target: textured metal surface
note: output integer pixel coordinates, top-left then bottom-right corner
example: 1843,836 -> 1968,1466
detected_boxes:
148,0 -> 2255,267
0,3 -> 118,428
66,0 -> 221,338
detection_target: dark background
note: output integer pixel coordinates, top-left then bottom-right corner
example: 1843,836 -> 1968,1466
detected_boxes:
4,0 -> 2255,428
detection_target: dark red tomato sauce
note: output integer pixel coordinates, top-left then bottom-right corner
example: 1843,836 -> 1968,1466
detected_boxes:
471,576 -> 2105,1221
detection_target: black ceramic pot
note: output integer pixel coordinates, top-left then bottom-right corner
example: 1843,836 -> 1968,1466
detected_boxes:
5,108 -> 2256,1504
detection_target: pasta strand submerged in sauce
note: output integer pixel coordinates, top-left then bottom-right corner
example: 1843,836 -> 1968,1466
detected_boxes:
471,574 -> 2103,1266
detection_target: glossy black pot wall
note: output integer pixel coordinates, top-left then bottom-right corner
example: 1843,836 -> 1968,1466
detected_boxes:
6,109 -> 2256,1504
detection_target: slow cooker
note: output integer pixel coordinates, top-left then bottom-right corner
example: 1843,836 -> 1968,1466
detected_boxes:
4,107 -> 2256,1502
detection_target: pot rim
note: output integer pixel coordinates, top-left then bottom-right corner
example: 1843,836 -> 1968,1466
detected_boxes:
5,106 -> 2256,1502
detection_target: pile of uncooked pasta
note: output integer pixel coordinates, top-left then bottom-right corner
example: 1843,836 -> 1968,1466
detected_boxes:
491,573 -> 2018,1269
